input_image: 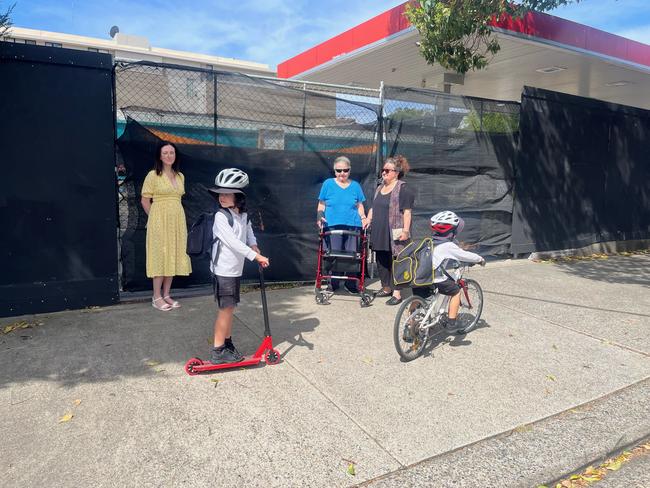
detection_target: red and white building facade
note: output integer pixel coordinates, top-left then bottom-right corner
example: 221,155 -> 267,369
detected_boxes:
278,3 -> 650,110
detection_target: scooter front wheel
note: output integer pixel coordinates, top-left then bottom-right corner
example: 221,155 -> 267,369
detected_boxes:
185,357 -> 203,376
264,349 -> 281,365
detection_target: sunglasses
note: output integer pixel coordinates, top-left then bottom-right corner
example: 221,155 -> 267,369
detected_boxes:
382,168 -> 397,173
335,168 -> 350,173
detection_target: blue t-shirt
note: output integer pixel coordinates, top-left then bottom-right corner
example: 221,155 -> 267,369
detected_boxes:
317,178 -> 366,227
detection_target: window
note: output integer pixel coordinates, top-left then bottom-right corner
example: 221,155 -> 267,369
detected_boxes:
186,78 -> 196,98
88,47 -> 99,52
25,39 -> 37,45
45,42 -> 62,48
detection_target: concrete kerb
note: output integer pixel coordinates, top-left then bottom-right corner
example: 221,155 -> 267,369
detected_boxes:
357,377 -> 650,487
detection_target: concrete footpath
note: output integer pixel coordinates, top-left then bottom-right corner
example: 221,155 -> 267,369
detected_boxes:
1,255 -> 649,487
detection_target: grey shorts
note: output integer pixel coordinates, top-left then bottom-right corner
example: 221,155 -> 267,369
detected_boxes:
212,275 -> 241,309
412,279 -> 461,298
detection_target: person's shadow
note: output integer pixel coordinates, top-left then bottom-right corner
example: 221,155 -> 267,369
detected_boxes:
419,318 -> 491,359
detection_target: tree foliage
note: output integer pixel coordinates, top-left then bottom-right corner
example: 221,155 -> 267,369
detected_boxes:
459,110 -> 519,132
1,3 -> 15,38
389,107 -> 436,120
405,0 -> 582,74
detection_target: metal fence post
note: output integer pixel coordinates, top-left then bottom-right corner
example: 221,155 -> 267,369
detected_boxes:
212,72 -> 218,146
302,82 -> 307,152
376,81 -> 385,176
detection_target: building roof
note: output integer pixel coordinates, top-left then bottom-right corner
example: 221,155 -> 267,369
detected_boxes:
9,26 -> 274,76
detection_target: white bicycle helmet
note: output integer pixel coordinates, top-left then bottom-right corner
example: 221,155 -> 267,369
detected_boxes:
209,168 -> 249,194
430,211 -> 461,235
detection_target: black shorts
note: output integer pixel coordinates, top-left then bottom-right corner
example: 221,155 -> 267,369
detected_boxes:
412,279 -> 460,298
212,275 -> 241,309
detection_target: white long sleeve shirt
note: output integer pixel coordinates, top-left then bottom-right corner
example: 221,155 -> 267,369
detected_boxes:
210,209 -> 257,277
432,241 -> 483,282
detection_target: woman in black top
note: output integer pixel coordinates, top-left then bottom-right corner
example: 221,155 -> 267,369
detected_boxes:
366,155 -> 415,305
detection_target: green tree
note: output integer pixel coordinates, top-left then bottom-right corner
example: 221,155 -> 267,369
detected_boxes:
1,3 -> 15,38
459,110 -> 519,132
389,107 -> 435,120
405,0 -> 582,74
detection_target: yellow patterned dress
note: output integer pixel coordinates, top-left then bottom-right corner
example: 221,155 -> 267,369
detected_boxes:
141,170 -> 192,278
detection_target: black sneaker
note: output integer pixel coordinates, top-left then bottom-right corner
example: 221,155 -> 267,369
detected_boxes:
210,346 -> 243,365
386,296 -> 403,306
443,318 -> 459,330
225,338 -> 244,361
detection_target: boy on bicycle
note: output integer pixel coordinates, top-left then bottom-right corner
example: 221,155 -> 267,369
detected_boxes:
413,211 -> 485,330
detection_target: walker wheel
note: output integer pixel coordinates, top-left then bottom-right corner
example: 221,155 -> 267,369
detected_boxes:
315,293 -> 330,305
264,349 -> 281,365
185,357 -> 203,376
360,293 -> 373,308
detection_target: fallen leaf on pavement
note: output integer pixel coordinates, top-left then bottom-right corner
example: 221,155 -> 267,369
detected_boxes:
546,374 -> 557,382
145,360 -> 160,367
58,413 -> 74,423
73,399 -> 81,406
362,356 -> 373,365
2,320 -> 42,335
347,463 -> 356,476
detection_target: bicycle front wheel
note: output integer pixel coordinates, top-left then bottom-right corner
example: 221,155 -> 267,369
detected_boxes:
393,295 -> 429,361
455,278 -> 483,334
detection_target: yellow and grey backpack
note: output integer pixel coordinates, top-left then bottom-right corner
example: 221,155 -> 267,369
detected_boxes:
392,237 -> 438,287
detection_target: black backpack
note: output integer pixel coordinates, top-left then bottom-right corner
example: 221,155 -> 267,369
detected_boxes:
187,208 -> 234,259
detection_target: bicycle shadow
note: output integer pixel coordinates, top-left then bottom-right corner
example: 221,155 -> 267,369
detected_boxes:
419,318 -> 491,359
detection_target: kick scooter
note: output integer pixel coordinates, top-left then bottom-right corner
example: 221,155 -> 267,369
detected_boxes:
184,266 -> 281,375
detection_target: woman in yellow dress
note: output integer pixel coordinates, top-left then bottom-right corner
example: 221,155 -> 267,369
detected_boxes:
140,141 -> 192,311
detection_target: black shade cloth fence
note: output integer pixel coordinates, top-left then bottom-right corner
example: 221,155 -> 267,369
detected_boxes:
383,86 -> 519,255
1,41 -> 118,317
115,62 -> 650,292
511,86 -> 650,253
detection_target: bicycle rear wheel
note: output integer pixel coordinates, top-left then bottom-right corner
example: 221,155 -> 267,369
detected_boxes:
393,296 -> 429,361
455,278 -> 483,334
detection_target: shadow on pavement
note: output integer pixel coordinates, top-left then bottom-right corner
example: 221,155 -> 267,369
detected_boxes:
420,318 -> 491,359
552,255 -> 650,287
0,286 -> 320,388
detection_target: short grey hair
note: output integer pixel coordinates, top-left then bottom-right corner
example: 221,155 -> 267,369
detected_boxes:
333,156 -> 351,169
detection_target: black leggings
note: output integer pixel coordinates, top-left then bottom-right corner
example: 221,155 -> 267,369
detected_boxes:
375,250 -> 394,290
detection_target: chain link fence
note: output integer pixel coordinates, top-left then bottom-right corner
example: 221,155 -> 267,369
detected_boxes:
114,61 -> 523,289
114,61 -> 382,290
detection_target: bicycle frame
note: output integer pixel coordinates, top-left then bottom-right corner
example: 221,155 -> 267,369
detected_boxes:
412,264 -> 475,332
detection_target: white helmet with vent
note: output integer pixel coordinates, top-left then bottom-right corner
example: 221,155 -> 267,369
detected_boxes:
209,168 -> 249,194
430,211 -> 461,235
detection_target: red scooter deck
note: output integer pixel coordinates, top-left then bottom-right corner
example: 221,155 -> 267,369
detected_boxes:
185,336 -> 280,374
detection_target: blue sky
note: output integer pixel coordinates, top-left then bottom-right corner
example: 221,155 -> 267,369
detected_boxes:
7,1 -> 650,67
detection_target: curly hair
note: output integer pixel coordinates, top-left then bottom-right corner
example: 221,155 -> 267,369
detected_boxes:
384,154 -> 410,179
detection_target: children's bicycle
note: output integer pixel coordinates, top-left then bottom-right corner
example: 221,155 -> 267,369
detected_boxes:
393,262 -> 484,362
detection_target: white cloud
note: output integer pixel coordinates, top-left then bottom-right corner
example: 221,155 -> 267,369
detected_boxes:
16,1 -> 409,66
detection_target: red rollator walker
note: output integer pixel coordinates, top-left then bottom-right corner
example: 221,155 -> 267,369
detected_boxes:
314,227 -> 374,307
185,266 -> 281,375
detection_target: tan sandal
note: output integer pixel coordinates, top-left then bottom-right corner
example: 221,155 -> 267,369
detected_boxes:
152,297 -> 172,311
163,296 -> 181,308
